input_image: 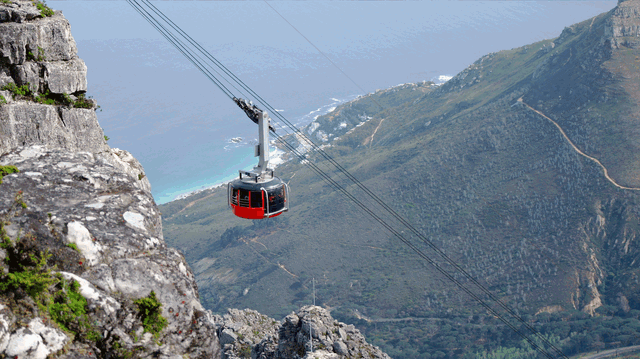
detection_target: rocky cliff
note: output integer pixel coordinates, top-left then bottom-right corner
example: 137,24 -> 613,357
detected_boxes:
0,1 -> 221,357
0,1 -> 388,358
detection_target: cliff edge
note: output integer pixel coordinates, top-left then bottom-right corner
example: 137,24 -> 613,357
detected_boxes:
0,1 -> 222,357
0,1 -> 389,358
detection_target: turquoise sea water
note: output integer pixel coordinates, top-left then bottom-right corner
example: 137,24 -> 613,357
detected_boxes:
50,1 -> 616,204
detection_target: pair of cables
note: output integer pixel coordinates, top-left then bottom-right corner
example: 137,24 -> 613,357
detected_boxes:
126,1 -> 568,357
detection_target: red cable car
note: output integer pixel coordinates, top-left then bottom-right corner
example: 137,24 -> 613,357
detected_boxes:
228,174 -> 289,219
228,98 -> 289,219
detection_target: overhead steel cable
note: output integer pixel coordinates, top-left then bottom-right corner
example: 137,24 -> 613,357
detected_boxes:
132,0 -> 251,101
128,3 -> 567,358
220,3 -> 570,357
269,131 -> 556,359
262,0 -> 386,112
127,0 -> 237,100
137,0 -> 258,108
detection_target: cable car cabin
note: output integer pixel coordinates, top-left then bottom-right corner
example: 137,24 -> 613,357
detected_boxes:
228,176 -> 289,219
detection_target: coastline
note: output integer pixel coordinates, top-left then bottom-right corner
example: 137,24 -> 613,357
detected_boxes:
168,146 -> 288,203
157,96 -> 350,205
160,75 -> 452,205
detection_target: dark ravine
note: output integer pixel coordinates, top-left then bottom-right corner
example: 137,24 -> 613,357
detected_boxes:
0,1 -> 388,358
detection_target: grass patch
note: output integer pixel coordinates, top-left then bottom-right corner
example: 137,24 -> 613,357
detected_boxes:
134,291 -> 168,337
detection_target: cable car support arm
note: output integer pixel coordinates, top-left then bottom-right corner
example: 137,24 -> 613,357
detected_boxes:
233,97 -> 276,182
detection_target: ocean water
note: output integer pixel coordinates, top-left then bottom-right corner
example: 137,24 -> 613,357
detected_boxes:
49,1 -> 616,204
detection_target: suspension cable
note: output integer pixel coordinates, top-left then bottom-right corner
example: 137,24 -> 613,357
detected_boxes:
127,2 -> 568,357
127,0 -> 237,100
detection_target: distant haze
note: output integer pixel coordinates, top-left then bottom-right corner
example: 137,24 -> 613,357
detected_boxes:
50,1 -> 616,203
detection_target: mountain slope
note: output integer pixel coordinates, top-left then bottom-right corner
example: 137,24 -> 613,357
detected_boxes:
161,1 -> 640,357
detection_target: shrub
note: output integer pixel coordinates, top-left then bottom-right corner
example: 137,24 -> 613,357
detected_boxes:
36,46 -> 45,61
35,90 -> 55,105
48,278 -> 91,332
0,210 -> 101,343
73,93 -> 94,109
62,93 -> 73,105
35,1 -> 54,17
0,165 -> 19,184
134,291 -> 168,337
0,237 -> 54,299
238,344 -> 252,358
2,83 -> 31,97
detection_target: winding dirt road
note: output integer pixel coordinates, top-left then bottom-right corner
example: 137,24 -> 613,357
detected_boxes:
520,99 -> 640,191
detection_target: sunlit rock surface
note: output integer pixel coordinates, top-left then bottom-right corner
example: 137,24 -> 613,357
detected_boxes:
214,306 -> 390,359
0,147 -> 221,358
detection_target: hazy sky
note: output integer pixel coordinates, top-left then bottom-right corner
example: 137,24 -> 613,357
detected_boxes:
49,1 -> 617,203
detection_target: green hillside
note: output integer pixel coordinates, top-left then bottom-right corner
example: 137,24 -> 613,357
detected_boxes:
160,2 -> 640,357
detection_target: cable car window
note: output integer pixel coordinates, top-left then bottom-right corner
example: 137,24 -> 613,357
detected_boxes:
238,189 -> 250,207
230,189 -> 238,205
266,186 -> 285,213
250,191 -> 263,208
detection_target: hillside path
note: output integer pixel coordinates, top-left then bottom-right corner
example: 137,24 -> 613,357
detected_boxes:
519,99 -> 640,191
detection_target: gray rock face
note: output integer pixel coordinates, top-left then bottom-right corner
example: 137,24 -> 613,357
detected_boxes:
0,104 -> 109,156
214,306 -> 390,359
605,0 -> 640,48
0,1 -> 87,98
2,317 -> 67,359
0,9 -> 76,65
0,1 -> 42,23
0,4 -> 221,356
0,147 -> 222,358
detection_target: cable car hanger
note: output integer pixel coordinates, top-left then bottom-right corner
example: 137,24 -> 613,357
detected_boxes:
228,98 -> 289,219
